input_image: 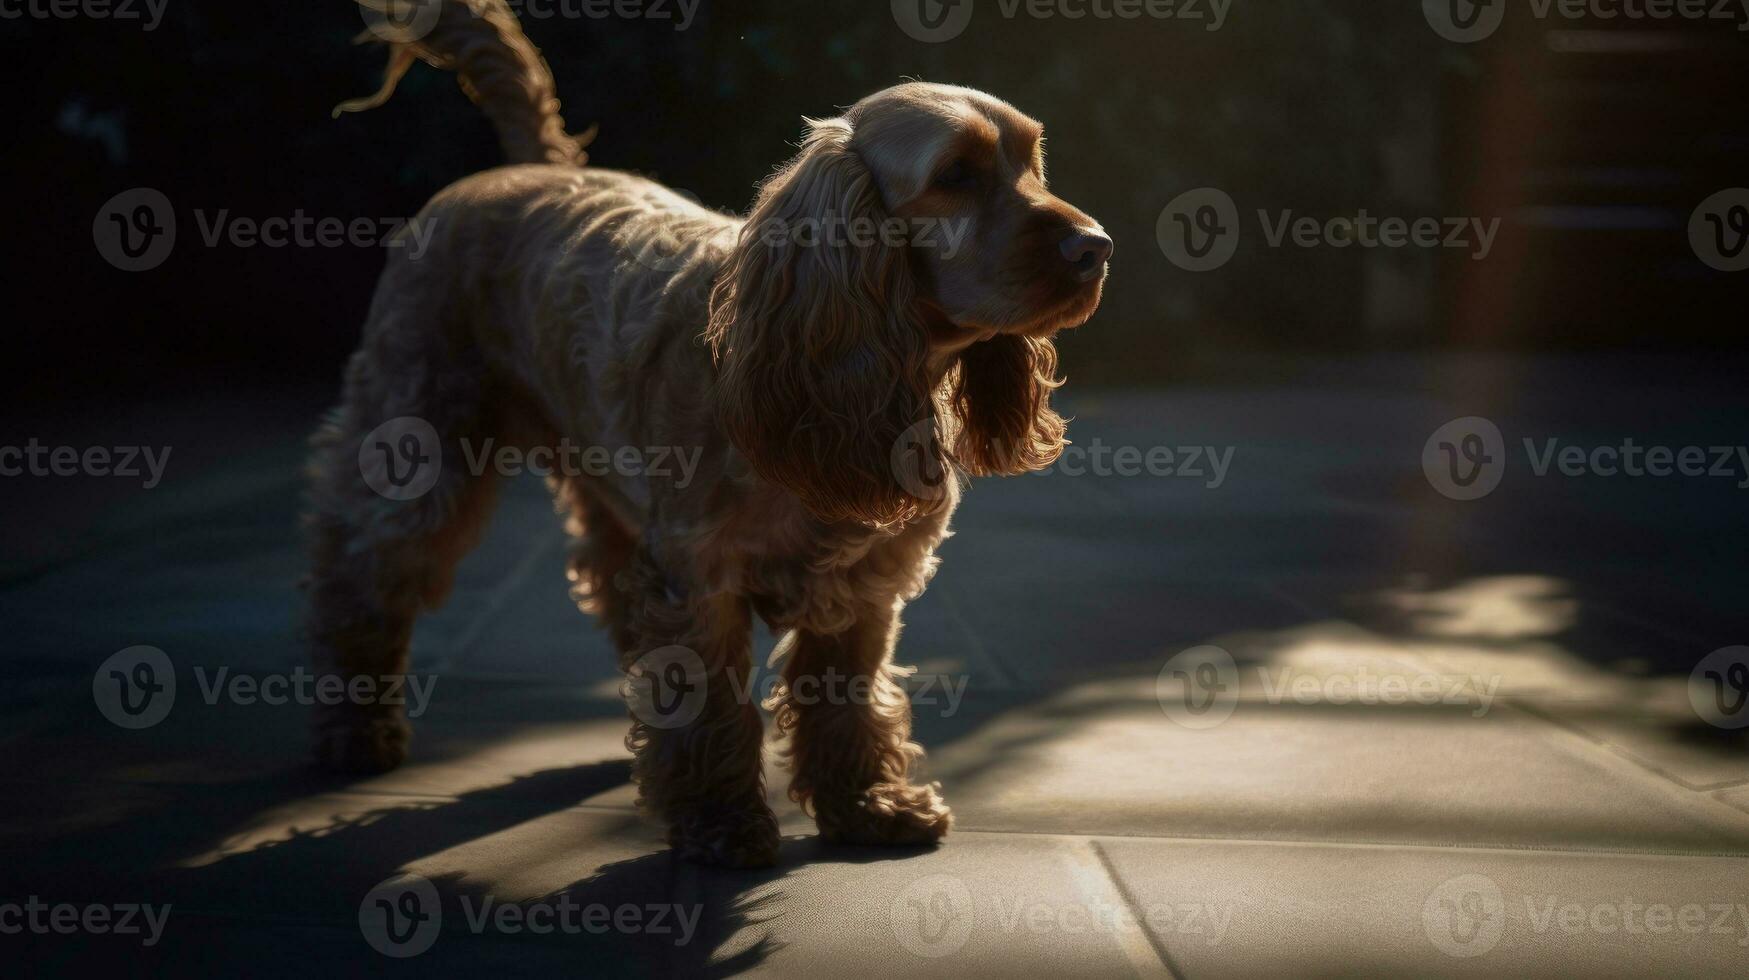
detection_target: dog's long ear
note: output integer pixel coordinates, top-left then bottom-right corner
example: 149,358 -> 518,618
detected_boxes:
707,117 -> 942,527
948,334 -> 1068,476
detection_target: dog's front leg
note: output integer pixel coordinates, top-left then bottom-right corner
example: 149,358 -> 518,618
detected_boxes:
772,598 -> 952,846
620,558 -> 777,868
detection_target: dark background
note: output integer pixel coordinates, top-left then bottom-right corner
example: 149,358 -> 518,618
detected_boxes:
4,0 -> 1748,409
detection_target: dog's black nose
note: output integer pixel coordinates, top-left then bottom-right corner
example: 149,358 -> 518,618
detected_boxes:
1059,229 -> 1113,280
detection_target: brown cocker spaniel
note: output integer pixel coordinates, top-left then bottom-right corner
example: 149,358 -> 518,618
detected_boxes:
306,0 -> 1110,867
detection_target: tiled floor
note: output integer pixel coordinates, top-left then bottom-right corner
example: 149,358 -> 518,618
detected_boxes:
4,355 -> 1748,976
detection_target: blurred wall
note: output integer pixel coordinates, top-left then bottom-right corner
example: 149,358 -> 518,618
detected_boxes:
4,0 -> 1745,404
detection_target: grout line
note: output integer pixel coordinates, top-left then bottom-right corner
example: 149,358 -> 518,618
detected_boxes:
1505,699 -> 1749,797
1079,838 -> 1180,980
952,827 -> 1749,860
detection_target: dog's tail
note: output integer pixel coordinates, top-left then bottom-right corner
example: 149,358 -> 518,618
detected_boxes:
335,0 -> 592,166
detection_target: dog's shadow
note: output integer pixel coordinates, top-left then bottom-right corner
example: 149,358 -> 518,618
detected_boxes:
164,760 -> 931,974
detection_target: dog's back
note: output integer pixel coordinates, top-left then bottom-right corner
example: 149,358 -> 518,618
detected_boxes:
337,0 -> 742,510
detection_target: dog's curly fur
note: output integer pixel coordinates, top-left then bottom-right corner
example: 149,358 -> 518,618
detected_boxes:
306,0 -> 1110,868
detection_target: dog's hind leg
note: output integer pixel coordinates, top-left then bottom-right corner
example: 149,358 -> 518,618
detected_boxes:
616,547 -> 778,868
553,475 -> 638,651
302,308 -> 503,774
555,480 -> 778,865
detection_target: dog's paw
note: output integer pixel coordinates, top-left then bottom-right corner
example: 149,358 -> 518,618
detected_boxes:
816,782 -> 953,846
668,806 -> 781,869
312,713 -> 410,775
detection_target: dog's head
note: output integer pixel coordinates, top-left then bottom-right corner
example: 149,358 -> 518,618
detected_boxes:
707,82 -> 1111,527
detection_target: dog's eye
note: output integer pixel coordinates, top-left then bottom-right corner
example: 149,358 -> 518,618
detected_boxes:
933,159 -> 976,190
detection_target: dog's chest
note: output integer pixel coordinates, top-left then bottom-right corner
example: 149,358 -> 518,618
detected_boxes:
741,515 -> 952,636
